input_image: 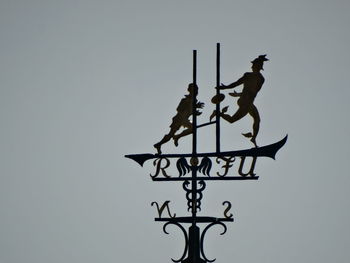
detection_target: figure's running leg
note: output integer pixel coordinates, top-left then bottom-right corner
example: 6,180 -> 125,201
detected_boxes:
173,122 -> 192,146
220,106 -> 248,124
246,104 -> 260,147
154,128 -> 177,154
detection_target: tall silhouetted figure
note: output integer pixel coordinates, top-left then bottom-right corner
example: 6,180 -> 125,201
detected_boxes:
214,55 -> 269,147
154,83 -> 204,154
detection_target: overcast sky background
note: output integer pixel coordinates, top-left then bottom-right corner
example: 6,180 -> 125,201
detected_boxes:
1,1 -> 350,263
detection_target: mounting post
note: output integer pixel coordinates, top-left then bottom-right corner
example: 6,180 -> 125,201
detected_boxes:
216,43 -> 221,153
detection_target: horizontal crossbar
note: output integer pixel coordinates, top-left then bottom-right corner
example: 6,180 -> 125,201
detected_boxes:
152,176 -> 259,181
155,216 -> 234,223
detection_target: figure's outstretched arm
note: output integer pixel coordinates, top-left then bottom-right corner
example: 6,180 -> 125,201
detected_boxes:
219,74 -> 246,90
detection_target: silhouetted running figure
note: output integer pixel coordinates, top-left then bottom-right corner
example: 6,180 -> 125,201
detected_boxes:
212,55 -> 269,147
154,83 -> 204,154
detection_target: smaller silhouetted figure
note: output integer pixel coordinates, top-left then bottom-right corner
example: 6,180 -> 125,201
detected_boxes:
154,83 -> 204,154
215,55 -> 269,147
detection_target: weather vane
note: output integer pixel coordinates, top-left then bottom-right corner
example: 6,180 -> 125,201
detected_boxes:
125,43 -> 287,263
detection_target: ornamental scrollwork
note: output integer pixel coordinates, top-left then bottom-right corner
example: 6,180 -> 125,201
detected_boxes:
200,221 -> 228,262
176,157 -> 191,177
198,156 -> 212,176
163,222 -> 189,263
182,180 -> 206,212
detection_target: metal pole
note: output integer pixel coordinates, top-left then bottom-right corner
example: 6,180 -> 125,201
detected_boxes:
216,43 -> 221,153
192,50 -> 197,221
190,50 -> 201,263
192,50 -> 197,155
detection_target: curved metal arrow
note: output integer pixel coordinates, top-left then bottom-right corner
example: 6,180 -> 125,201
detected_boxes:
125,135 -> 287,166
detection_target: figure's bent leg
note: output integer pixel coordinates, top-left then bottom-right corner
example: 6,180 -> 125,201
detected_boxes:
248,105 -> 260,147
173,122 -> 192,146
173,127 -> 193,146
154,134 -> 171,154
154,128 -> 177,154
220,107 -> 248,124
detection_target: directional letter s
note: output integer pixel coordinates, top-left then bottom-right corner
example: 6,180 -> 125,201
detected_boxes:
222,201 -> 233,219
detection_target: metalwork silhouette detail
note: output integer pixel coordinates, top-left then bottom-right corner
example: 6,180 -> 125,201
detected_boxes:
151,201 -> 176,218
216,156 -> 236,177
150,157 -> 172,178
182,180 -> 206,212
238,156 -> 257,177
222,201 -> 233,219
154,84 -> 204,154
163,221 -> 189,262
211,55 -> 269,147
125,44 -> 287,263
200,221 -> 227,262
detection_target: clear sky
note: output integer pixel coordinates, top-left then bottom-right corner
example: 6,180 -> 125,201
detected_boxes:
1,0 -> 349,263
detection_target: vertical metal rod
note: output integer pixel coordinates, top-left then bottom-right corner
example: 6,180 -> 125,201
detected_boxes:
191,50 -> 197,224
192,50 -> 197,155
216,43 -> 221,153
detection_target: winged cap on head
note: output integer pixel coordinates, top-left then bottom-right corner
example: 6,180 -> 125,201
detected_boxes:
251,54 -> 268,69
251,54 -> 269,63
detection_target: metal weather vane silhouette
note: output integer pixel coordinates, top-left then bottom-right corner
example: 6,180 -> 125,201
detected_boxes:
125,43 -> 287,263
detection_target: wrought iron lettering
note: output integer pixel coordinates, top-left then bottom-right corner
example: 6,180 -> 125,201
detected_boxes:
216,156 -> 236,177
238,156 -> 257,177
222,201 -> 233,219
151,201 -> 176,218
150,157 -> 172,178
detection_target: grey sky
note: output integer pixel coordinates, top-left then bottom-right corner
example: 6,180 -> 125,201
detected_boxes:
1,0 -> 349,262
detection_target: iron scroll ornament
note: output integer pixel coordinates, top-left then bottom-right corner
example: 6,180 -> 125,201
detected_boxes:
163,221 -> 189,262
200,221 -> 228,262
183,180 -> 206,212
